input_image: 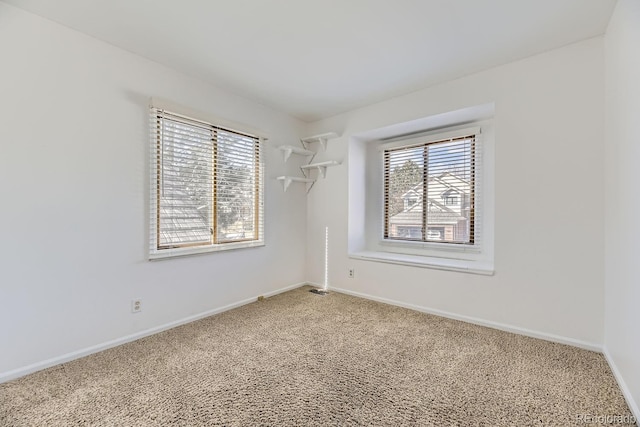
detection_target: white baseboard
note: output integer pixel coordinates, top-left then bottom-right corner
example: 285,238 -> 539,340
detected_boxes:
326,284 -> 602,352
0,282 -> 307,384
603,347 -> 640,422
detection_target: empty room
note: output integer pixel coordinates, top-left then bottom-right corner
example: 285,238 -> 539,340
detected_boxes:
1,0 -> 638,425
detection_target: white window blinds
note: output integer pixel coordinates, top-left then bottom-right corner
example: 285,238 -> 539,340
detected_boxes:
383,131 -> 479,246
150,107 -> 264,258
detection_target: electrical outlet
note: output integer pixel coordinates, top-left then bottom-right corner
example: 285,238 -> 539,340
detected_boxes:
348,268 -> 355,278
131,299 -> 142,313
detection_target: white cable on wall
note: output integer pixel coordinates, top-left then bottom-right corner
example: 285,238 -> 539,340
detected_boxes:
323,226 -> 329,292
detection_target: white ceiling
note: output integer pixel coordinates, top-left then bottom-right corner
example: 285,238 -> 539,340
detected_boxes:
3,0 -> 616,122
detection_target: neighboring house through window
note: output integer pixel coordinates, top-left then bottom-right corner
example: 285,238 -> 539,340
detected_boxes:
383,132 -> 476,245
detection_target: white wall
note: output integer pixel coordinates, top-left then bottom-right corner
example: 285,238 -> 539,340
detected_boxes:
306,37 -> 605,348
0,3 -> 308,378
604,0 -> 640,418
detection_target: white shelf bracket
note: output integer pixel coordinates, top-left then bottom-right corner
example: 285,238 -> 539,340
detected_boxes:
300,132 -> 338,152
276,176 -> 315,192
305,181 -> 314,192
277,145 -> 314,163
282,177 -> 293,192
282,148 -> 293,163
299,160 -> 340,179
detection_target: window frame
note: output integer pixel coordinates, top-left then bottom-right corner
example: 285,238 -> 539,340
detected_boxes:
381,127 -> 479,248
149,101 -> 265,260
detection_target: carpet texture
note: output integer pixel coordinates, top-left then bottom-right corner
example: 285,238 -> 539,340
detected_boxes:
0,286 -> 635,426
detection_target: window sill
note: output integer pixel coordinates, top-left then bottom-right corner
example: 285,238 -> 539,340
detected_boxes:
379,238 -> 481,254
348,251 -> 494,276
149,240 -> 265,260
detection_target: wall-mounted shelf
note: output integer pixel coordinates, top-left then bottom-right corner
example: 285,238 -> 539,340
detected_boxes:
277,131 -> 340,193
276,176 -> 315,192
300,160 -> 341,179
278,145 -> 314,162
301,132 -> 339,151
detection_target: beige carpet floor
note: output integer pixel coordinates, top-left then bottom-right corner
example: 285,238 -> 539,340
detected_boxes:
0,286 -> 635,426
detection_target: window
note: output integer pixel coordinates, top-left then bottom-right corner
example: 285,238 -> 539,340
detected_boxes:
383,132 -> 476,245
442,189 -> 458,206
149,107 -> 264,259
404,195 -> 419,210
